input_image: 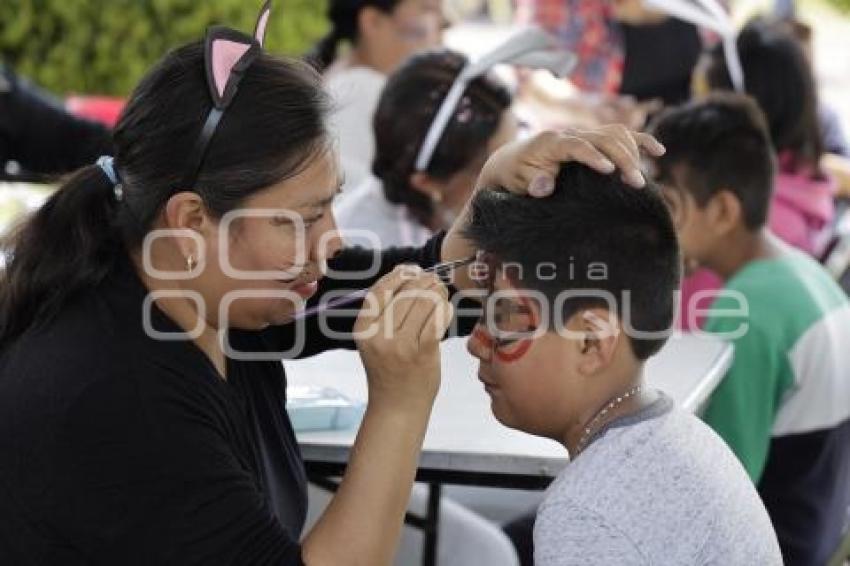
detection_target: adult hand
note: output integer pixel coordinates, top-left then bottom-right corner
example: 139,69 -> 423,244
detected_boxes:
443,126 -> 666,290
476,124 -> 666,196
353,265 -> 454,413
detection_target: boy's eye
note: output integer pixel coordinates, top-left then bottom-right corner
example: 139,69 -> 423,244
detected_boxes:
480,299 -> 536,349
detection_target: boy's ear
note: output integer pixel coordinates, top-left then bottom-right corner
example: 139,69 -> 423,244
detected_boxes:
707,189 -> 744,236
409,172 -> 445,203
574,308 -> 621,376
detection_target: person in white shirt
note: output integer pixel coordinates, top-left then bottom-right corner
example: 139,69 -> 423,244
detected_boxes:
335,48 -> 518,248
309,0 -> 445,190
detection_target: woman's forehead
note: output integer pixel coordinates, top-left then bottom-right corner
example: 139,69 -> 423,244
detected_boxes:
246,149 -> 341,209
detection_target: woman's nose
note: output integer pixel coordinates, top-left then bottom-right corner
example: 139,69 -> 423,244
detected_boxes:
313,214 -> 344,266
467,325 -> 493,362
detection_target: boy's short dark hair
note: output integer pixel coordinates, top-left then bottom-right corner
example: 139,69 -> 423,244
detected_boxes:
649,93 -> 777,229
463,163 -> 681,361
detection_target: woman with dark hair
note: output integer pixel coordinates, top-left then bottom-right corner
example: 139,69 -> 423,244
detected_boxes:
701,16 -> 835,257
0,7 -> 661,565
335,49 -> 518,248
310,0 -> 445,190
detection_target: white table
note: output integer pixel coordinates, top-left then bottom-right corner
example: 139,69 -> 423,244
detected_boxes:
286,333 -> 732,566
286,332 -> 733,485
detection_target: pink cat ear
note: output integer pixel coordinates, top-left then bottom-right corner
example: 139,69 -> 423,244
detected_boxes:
254,0 -> 272,47
204,26 -> 260,108
212,40 -> 251,97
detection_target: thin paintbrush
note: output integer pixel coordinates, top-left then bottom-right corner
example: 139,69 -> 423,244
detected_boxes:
291,256 -> 476,321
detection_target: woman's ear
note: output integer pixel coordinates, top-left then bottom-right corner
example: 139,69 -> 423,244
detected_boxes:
575,309 -> 621,376
163,192 -> 214,259
708,189 -> 743,237
409,171 -> 444,203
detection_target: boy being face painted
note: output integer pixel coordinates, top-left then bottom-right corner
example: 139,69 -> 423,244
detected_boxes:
463,163 -> 680,447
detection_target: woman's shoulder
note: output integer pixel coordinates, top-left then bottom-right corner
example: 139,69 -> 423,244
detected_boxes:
0,279 -> 221,416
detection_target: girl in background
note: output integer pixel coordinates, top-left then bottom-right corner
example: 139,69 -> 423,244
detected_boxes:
335,49 -> 518,248
309,0 -> 445,190
679,16 -> 836,330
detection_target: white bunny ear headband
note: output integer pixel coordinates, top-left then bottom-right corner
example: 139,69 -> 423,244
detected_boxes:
413,26 -> 578,172
643,0 -> 745,92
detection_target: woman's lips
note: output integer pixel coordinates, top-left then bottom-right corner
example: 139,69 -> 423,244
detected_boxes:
290,280 -> 319,299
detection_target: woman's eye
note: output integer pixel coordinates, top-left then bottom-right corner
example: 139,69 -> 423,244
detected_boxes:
304,215 -> 323,228
272,215 -> 322,228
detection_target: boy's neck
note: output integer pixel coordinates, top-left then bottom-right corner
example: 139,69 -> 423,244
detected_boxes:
707,228 -> 786,280
561,369 -> 648,457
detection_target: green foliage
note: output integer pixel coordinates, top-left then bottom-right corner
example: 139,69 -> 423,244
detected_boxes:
0,0 -> 329,96
825,0 -> 850,12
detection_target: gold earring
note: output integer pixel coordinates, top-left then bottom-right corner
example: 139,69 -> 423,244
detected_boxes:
431,191 -> 444,204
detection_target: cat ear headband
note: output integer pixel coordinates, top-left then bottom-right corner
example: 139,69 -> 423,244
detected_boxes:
183,0 -> 272,189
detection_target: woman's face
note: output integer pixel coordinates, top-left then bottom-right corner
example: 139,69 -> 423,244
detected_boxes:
377,0 -> 444,69
195,149 -> 344,330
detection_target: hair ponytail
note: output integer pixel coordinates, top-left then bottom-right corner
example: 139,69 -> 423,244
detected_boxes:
306,0 -> 402,73
0,165 -> 124,348
307,29 -> 342,73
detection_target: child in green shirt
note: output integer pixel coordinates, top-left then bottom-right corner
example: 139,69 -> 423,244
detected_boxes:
650,93 -> 850,566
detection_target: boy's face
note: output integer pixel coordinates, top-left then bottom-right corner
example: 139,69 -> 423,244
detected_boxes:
465,264 -> 586,439
658,166 -> 721,272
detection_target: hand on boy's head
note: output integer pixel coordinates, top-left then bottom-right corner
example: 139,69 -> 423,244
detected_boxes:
476,126 -> 666,199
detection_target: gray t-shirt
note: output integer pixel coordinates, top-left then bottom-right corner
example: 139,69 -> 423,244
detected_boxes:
534,393 -> 782,565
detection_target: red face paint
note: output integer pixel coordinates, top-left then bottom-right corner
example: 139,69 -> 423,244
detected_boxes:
473,295 -> 538,364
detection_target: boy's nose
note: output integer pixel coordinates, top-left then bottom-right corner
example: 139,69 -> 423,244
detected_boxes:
467,325 -> 493,362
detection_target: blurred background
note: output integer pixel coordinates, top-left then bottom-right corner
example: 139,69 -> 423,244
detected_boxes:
1,0 -> 848,120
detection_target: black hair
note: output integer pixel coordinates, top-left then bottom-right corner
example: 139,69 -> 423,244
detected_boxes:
307,0 -> 403,72
463,163 -> 681,361
705,16 -> 823,174
373,49 -> 511,228
649,92 -> 777,230
0,41 -> 331,349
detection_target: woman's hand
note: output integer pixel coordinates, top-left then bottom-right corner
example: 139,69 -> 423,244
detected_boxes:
353,265 -> 454,414
304,266 -> 453,566
476,124 -> 666,195
442,126 -> 666,290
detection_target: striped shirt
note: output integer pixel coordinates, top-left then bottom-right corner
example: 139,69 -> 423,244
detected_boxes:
703,250 -> 850,565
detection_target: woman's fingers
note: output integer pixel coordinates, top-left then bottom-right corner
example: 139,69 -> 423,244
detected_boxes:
521,135 -> 612,197
634,131 -> 666,157
389,273 -> 446,333
472,126 -> 667,201
354,265 -> 421,334
566,126 -> 644,187
417,291 -> 454,350
394,277 -> 450,341
353,265 -> 450,411
548,133 -> 617,175
355,265 -> 450,343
